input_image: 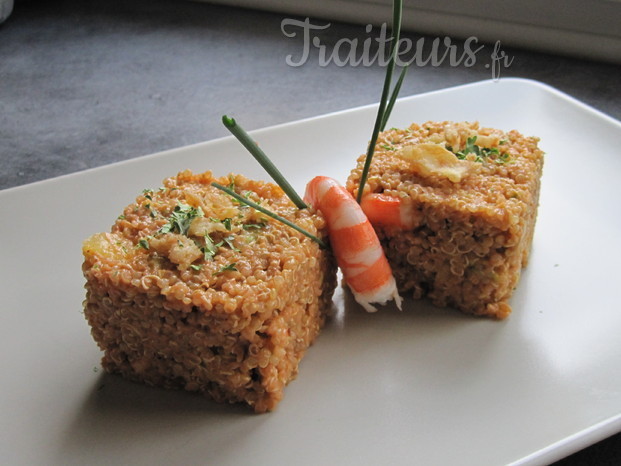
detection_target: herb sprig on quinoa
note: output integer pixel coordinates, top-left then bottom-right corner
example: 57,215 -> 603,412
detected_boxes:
446,135 -> 510,164
212,182 -> 327,249
219,116 -> 329,249
157,203 -> 204,236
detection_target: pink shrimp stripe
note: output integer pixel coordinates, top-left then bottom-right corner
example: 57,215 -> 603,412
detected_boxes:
304,176 -> 401,311
360,193 -> 416,229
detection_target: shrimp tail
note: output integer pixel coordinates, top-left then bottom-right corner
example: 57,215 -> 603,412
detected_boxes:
353,275 -> 403,313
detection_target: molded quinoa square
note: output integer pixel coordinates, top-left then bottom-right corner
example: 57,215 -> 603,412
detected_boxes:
82,171 -> 337,412
347,121 -> 544,318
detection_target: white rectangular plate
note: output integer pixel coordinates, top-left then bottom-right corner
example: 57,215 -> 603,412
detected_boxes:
1,78 -> 620,465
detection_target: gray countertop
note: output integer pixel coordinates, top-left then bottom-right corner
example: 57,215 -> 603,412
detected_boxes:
1,0 -> 620,463
1,0 -> 620,191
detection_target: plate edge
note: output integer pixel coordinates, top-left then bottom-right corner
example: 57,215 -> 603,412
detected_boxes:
509,413 -> 621,466
2,78 -> 618,197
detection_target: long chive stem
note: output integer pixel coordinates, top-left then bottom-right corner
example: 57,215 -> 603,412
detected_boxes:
211,182 -> 327,249
356,0 -> 403,203
222,115 -> 307,209
380,65 -> 408,131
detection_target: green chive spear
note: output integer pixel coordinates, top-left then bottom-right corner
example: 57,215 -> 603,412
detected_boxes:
211,182 -> 327,248
222,115 -> 307,209
217,117 -> 326,247
357,0 -> 406,203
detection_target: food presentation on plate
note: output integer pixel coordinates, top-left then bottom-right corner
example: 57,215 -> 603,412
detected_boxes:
80,0 -> 543,412
3,1 -> 621,465
81,117 -> 543,411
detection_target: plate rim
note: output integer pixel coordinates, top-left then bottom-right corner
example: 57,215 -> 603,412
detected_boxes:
2,76 -> 620,464
2,77 -> 619,197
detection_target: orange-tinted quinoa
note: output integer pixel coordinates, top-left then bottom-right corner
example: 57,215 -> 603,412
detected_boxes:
83,171 -> 337,412
347,121 -> 544,318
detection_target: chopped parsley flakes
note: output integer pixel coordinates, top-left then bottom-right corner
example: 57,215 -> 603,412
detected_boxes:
222,235 -> 240,252
243,222 -> 266,230
135,190 -> 270,268
157,203 -> 203,236
214,263 -> 238,276
201,233 -> 220,261
447,135 -> 507,163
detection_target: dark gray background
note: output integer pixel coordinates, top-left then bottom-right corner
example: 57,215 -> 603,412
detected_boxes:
1,0 -> 620,191
1,1 -> 619,463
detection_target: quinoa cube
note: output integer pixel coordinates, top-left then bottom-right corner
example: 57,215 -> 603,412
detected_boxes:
347,121 -> 544,318
82,171 -> 337,412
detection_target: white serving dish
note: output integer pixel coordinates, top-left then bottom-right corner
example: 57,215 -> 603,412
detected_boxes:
1,78 -> 620,465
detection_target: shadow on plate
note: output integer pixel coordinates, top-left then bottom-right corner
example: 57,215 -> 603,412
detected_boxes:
57,370 -> 268,463
333,282 -> 493,332
57,283 -> 513,463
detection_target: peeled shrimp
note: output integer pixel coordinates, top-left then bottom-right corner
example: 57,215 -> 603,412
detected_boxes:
360,193 -> 417,229
304,176 -> 402,312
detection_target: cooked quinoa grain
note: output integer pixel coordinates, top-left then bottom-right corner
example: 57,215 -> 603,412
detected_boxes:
83,170 -> 337,412
347,121 -> 544,318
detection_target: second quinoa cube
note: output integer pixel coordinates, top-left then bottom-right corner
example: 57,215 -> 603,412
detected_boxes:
347,121 -> 544,318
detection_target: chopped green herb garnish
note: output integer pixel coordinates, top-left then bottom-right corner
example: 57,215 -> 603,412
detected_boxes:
142,189 -> 153,200
243,222 -> 266,230
454,136 -> 479,160
222,217 -> 233,231
137,238 -> 150,250
231,190 -> 254,208
212,182 -> 327,249
214,263 -> 238,275
222,235 -> 240,252
201,233 -> 219,261
189,264 -> 203,271
451,136 -> 505,163
497,152 -> 511,163
380,144 -> 395,151
157,203 -> 203,236
117,214 -> 126,220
